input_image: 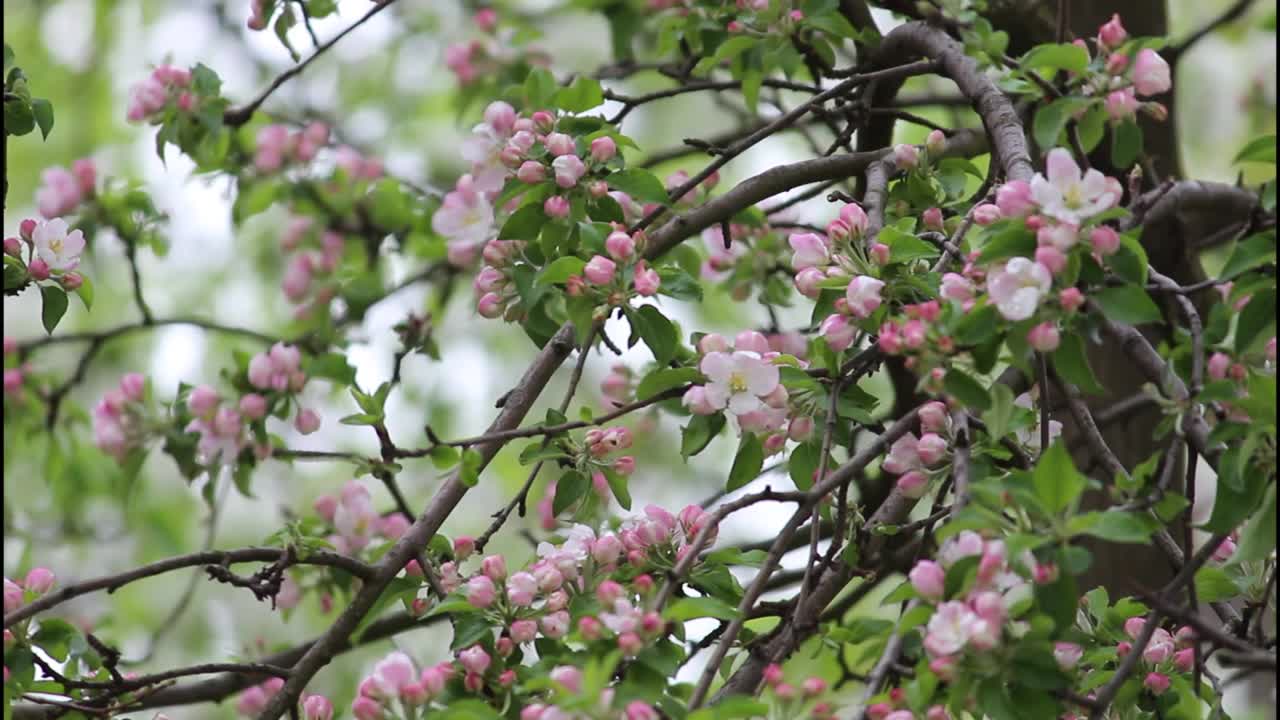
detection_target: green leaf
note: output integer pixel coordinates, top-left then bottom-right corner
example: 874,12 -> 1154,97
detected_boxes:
726,433 -> 764,491
73,275 -> 93,311
1033,441 -> 1086,513
607,169 -> 668,204
351,577 -> 420,642
1033,97 -> 1092,151
977,225 -> 1036,264
1235,288 -> 1276,354
1204,444 -> 1268,532
1234,482 -> 1277,563
554,76 -> 603,112
681,413 -> 724,458
429,445 -> 460,470
523,68 -> 558,109
459,449 -> 483,487
307,352 -> 357,385
740,69 -> 762,115
553,469 -> 589,515
1093,284 -> 1162,325
602,467 -> 631,510
983,384 -> 1016,440
1067,511 -> 1161,543
788,441 -> 821,491
952,304 -> 1001,345
665,596 -> 738,622
693,36 -> 757,74
944,368 -> 991,412
1233,134 -> 1276,165
536,256 -> 587,286
1110,119 -> 1143,169
878,225 -> 939,264
39,284 -> 68,334
1021,43 -> 1090,75
1194,565 -> 1244,602
635,367 -> 699,400
629,305 -> 677,365
1110,232 -> 1150,286
30,98 -> 52,140
978,678 -> 1021,720
339,413 -> 382,426
498,203 -> 546,241
1219,233 -> 1276,280
1051,333 -> 1105,395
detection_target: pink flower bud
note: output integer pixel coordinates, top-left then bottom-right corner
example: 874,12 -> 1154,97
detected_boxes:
1098,13 -> 1128,49
72,159 -> 96,195
1173,647 -> 1195,672
459,645 -> 491,675
606,231 -> 635,260
3,237 -> 20,257
893,143 -> 920,170
584,255 -> 616,285
1054,642 -> 1083,670
925,129 -> 946,155
28,257 -> 50,281
237,393 -> 267,420
802,677 -> 828,697
819,314 -> 857,352
477,292 -> 504,319
632,260 -> 660,296
543,195 -> 570,219
517,161 -> 546,183
545,132 -> 576,157
1059,287 -> 1085,312
996,180 -> 1035,217
1034,245 -> 1068,274
1208,352 -> 1231,381
870,242 -> 891,266
840,202 -> 869,237
896,470 -> 929,499
1132,49 -> 1171,97
763,663 -> 784,687
917,433 -> 948,465
541,610 -> 570,638
923,207 -> 944,231
1028,322 -> 1061,352
972,203 -> 1002,225
590,136 -> 617,162
531,111 -> 555,133
909,559 -> 945,598
474,7 -> 498,31
1105,52 -> 1129,74
625,701 -> 659,720
1144,672 -> 1170,695
188,385 -> 220,417
313,495 -> 337,522
24,567 -> 55,594
19,219 -> 37,241
466,575 -> 496,608
294,408 -> 321,435
481,554 -> 507,581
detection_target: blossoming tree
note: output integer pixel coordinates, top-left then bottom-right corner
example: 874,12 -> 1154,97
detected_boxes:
3,1 -> 1277,720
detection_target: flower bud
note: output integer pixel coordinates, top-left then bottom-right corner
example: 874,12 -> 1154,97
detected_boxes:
543,195 -> 570,219
28,257 -> 50,281
590,136 -> 617,162
925,129 -> 946,155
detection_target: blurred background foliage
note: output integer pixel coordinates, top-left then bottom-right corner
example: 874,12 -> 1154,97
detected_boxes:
2,1 -> 1275,717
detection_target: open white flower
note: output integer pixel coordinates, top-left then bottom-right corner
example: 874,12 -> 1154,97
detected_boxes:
699,351 -> 780,416
431,181 -> 495,247
987,257 -> 1051,321
1030,148 -> 1118,225
32,218 -> 86,272
1014,392 -> 1063,452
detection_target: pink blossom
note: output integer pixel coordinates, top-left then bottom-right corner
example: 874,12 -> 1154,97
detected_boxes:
23,568 -> 54,595
477,292 -> 504,318
840,202 -> 869,237
1090,225 -> 1121,255
682,386 -> 719,415
917,433 -> 948,465
699,350 -> 780,415
459,645 -> 491,675
789,232 -> 830,269
625,701 -> 660,720
1059,287 -> 1085,312
32,218 -> 86,272
517,161 -> 546,183
698,333 -> 731,354
1106,88 -> 1140,121
590,136 -> 617,162
923,207 -> 945,231
372,651 -> 418,698
294,408 -> 321,435
432,181 -> 494,246
910,559 -> 945,599
605,231 -> 635,260
583,255 -> 616,285
819,314 -> 857,351
506,572 -> 537,606
1209,352 -> 1231,381
845,276 -> 886,318
882,434 -> 921,475
1144,672 -> 1171,695
36,167 -> 83,219
541,610 -> 570,638
938,530 -> 985,567
940,273 -> 975,304
996,180 -> 1035,217
1211,535 -> 1237,563
1028,322 -> 1061,352
1173,647 -> 1195,672
1098,13 -> 1128,49
918,401 -> 949,433
633,260 -> 660,296
988,257 -> 1052,321
552,154 -> 587,188
1132,49 -> 1171,96
543,195 -> 570,219
893,143 -> 920,170
926,129 -> 947,155
924,601 -> 978,656
1106,53 -> 1130,74
973,203 -> 1002,225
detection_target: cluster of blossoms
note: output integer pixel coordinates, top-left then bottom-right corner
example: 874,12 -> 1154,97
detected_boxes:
1079,15 -> 1173,123
696,219 -> 788,294
683,331 -> 815,448
881,400 -> 952,499
91,373 -> 151,462
4,217 -> 88,290
125,64 -> 195,123
536,426 -> 637,527
761,664 -> 840,718
864,690 -> 951,720
905,531 -> 1057,679
34,158 -> 96,219
253,122 -> 330,174
313,481 -> 412,559
3,568 -> 56,614
91,343 -> 319,467
235,677 -> 333,720
279,215 -> 347,318
1052,619 -> 1203,718
443,9 -> 550,86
